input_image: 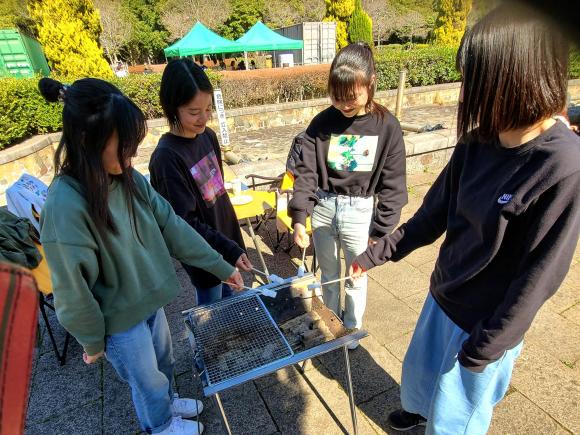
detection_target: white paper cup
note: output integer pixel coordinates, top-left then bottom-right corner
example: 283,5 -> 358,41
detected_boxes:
232,179 -> 242,196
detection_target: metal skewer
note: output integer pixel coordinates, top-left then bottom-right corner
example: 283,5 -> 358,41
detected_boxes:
221,281 -> 255,291
308,276 -> 352,289
251,267 -> 269,277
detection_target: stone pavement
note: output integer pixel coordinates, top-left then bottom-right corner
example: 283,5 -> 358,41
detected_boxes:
133,104 -> 459,174
25,168 -> 579,435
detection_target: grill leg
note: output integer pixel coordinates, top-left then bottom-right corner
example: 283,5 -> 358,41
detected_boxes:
343,346 -> 358,435
245,217 -> 270,278
215,393 -> 232,435
296,359 -> 309,374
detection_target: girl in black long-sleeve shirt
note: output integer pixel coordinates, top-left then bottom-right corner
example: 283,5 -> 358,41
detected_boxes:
351,4 -> 580,434
289,43 -> 407,348
149,59 -> 252,304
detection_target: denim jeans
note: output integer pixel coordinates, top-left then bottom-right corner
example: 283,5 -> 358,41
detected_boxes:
311,191 -> 374,329
195,283 -> 233,305
401,293 -> 523,435
105,308 -> 175,434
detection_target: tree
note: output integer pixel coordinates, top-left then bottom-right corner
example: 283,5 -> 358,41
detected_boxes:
264,0 -> 300,29
363,0 -> 397,46
0,0 -> 36,35
394,10 -> 428,43
94,0 -> 132,63
121,0 -> 169,64
432,0 -> 472,46
468,0 -> 499,27
264,0 -> 325,29
218,0 -> 264,40
323,0 -> 355,49
348,0 -> 372,45
161,0 -> 230,40
28,0 -> 112,77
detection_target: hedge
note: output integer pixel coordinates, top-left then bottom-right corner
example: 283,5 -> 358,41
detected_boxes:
375,45 -> 461,90
2,46 -> 580,150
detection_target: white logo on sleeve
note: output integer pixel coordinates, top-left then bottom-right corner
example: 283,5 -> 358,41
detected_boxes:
497,193 -> 513,204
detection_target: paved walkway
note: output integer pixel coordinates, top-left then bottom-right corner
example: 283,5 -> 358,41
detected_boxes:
25,167 -> 579,434
133,104 -> 460,173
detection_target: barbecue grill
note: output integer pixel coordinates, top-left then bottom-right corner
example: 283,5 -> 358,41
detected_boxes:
182,273 -> 367,434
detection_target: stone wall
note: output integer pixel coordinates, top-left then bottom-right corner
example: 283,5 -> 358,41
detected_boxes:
2,79 -> 579,205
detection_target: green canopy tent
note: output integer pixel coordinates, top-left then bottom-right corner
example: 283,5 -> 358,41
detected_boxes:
164,22 -> 241,58
235,21 -> 304,69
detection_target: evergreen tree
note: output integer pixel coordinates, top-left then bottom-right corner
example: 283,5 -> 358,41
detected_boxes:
218,0 -> 265,40
121,0 -> 169,64
348,0 -> 373,45
28,0 -> 112,77
432,0 -> 471,46
323,0 -> 355,49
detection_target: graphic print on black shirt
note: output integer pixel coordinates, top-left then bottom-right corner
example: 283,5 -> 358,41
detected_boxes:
327,134 -> 378,172
189,150 -> 226,206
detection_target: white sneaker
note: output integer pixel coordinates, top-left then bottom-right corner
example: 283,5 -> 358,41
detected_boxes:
347,340 -> 360,350
157,416 -> 204,435
172,397 -> 204,418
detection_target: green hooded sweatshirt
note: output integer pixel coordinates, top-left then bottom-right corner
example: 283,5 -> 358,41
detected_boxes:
40,170 -> 235,355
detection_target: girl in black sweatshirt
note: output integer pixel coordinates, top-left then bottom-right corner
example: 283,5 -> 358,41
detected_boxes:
351,4 -> 580,433
289,42 -> 408,349
149,59 -> 252,305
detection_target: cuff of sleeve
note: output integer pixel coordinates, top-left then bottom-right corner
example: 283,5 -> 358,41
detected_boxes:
223,245 -> 245,266
458,341 -> 497,373
291,211 -> 308,227
369,228 -> 386,239
84,340 -> 105,356
355,252 -> 375,272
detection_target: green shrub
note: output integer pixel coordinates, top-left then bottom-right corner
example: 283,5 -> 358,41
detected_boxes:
2,46 -> 579,150
348,0 -> 373,46
375,45 -> 461,90
0,77 -> 63,150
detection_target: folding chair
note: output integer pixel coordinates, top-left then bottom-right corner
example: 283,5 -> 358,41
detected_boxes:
30,242 -> 71,366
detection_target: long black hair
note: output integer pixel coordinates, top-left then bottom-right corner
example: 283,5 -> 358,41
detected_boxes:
38,77 -> 147,235
328,42 -> 387,116
456,2 -> 569,140
159,58 -> 214,132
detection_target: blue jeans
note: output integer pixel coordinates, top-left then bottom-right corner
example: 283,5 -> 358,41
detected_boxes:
401,293 -> 523,435
195,283 -> 233,305
311,192 -> 374,329
105,308 -> 175,434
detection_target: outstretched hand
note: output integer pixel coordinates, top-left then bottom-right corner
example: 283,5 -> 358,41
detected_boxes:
293,223 -> 310,248
235,253 -> 253,272
349,262 -> 366,281
224,269 -> 245,291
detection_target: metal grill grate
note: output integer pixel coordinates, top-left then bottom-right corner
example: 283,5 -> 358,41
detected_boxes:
188,294 -> 293,386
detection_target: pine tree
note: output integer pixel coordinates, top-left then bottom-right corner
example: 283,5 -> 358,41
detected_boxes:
348,0 -> 373,45
28,0 -> 112,77
323,0 -> 355,49
432,0 -> 472,46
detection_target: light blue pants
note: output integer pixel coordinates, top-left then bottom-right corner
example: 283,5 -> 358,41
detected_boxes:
195,282 -> 233,305
401,293 -> 523,435
105,308 -> 175,434
311,192 -> 374,329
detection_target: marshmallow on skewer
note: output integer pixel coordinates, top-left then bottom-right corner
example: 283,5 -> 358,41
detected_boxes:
297,265 -> 306,277
268,274 -> 285,285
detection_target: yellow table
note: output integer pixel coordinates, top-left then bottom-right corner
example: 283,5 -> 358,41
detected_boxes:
229,190 -> 276,278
